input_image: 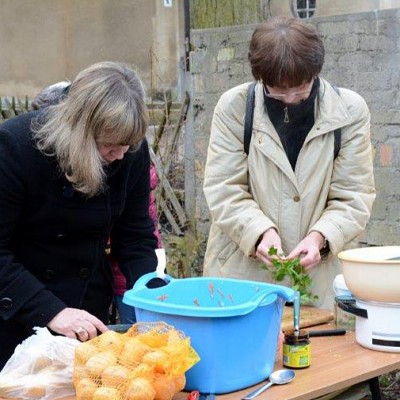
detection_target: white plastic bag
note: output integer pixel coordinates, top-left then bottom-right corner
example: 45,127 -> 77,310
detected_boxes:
0,327 -> 80,399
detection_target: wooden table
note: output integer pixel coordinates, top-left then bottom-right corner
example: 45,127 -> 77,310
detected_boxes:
15,323 -> 399,400
171,323 -> 400,400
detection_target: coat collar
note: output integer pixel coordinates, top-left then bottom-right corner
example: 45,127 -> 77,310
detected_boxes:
253,78 -> 351,134
312,78 -> 352,134
250,78 -> 353,188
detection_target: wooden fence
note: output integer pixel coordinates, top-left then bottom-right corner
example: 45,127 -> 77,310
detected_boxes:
149,92 -> 190,236
0,96 -> 30,122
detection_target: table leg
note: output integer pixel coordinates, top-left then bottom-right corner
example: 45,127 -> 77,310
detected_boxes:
368,377 -> 382,400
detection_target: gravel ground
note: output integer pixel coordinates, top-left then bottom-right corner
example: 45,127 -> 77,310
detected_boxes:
359,371 -> 400,400
378,371 -> 400,400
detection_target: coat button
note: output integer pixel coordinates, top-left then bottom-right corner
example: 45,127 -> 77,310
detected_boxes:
293,195 -> 301,202
43,269 -> 55,280
62,185 -> 75,198
0,297 -> 13,310
78,268 -> 91,279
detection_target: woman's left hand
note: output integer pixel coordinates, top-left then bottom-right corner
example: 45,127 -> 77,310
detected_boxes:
47,307 -> 109,342
287,232 -> 324,269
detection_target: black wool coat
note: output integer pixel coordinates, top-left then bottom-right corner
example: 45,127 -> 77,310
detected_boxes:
0,111 -> 157,367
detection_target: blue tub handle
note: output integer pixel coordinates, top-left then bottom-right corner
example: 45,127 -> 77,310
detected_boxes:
132,272 -> 173,291
254,286 -> 296,308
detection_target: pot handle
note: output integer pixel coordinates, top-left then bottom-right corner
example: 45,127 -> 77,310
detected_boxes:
336,296 -> 368,318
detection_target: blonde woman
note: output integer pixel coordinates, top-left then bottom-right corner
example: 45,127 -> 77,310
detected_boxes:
0,62 -> 157,369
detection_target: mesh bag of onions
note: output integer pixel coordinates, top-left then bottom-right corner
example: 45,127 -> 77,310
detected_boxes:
73,321 -> 200,400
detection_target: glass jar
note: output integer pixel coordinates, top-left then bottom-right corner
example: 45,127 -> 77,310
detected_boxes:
333,275 -> 355,331
282,330 -> 311,369
334,296 -> 356,330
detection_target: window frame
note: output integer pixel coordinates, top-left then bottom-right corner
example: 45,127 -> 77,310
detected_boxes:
291,0 -> 316,19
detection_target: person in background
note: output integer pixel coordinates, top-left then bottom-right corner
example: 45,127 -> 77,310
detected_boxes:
32,79 -> 163,325
203,17 -> 376,309
0,61 -> 157,369
31,81 -> 70,110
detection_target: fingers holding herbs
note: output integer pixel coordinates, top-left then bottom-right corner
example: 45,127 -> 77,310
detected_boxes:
287,232 -> 325,270
256,229 -> 320,303
262,246 -> 318,304
255,228 -> 283,267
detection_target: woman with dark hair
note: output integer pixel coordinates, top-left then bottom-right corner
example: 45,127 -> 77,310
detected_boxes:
203,17 -> 376,309
0,61 -> 157,368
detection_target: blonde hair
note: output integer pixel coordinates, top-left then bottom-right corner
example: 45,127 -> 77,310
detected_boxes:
33,61 -> 149,197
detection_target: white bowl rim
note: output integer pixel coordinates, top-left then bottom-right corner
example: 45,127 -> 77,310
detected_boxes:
338,246 -> 400,263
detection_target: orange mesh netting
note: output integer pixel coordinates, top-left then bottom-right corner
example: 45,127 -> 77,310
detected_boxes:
74,321 -> 200,400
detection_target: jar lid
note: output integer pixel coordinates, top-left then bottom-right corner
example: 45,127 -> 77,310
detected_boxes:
284,329 -> 309,342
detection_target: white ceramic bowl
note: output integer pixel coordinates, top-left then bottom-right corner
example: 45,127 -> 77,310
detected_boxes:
338,246 -> 400,303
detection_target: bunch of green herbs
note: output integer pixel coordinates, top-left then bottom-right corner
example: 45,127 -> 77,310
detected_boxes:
263,246 -> 318,304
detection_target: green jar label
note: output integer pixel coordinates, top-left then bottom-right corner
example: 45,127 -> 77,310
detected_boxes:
283,343 -> 311,368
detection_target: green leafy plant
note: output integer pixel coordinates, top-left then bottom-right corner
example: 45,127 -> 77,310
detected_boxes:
263,246 -> 318,304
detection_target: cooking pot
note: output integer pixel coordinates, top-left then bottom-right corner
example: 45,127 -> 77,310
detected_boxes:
338,246 -> 400,302
337,297 -> 400,353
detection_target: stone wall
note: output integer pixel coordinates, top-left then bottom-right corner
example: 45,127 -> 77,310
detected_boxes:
186,8 -> 400,250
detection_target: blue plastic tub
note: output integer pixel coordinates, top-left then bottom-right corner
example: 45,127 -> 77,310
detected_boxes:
123,272 -> 296,394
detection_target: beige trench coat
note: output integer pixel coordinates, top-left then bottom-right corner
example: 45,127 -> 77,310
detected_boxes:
203,78 -> 376,309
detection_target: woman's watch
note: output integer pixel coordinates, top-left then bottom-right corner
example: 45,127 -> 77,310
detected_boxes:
320,235 -> 330,256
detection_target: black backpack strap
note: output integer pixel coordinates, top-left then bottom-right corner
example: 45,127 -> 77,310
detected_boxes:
244,82 -> 257,155
331,84 -> 341,160
334,128 -> 341,160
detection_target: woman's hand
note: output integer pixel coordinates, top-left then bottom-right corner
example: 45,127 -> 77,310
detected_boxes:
256,228 -> 283,267
287,231 -> 325,269
47,308 -> 108,342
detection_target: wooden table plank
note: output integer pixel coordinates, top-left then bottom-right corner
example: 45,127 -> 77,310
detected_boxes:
8,324 -> 399,400
174,324 -> 400,400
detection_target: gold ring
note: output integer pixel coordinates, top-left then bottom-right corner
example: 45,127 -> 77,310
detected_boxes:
75,327 -> 87,336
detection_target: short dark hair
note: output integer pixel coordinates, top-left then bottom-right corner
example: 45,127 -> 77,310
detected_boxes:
248,17 -> 325,87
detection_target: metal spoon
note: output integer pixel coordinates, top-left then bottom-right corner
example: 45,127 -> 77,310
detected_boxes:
242,369 -> 296,399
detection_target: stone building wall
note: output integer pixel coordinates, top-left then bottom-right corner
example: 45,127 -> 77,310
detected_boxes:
186,8 -> 400,250
0,0 -> 185,98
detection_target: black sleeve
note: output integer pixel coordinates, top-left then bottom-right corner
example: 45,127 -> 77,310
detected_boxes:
0,123 -> 66,328
110,140 -> 158,289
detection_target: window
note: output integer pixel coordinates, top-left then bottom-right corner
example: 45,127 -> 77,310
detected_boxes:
292,0 -> 316,19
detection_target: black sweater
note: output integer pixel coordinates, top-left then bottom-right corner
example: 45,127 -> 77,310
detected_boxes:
264,79 -> 320,170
